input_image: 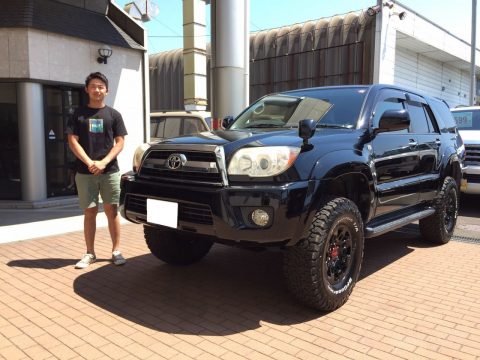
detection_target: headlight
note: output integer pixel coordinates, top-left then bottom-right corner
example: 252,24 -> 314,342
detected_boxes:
133,143 -> 151,172
228,146 -> 300,177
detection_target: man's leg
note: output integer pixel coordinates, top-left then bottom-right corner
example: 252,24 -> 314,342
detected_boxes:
100,171 -> 125,265
84,206 -> 98,254
103,203 -> 120,251
74,173 -> 99,269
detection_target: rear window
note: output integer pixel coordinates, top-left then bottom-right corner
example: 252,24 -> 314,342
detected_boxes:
451,109 -> 480,130
428,98 -> 457,133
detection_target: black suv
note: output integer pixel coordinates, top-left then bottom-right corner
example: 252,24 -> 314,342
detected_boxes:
120,84 -> 464,311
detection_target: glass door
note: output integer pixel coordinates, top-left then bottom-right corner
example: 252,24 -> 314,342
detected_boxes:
44,86 -> 85,197
0,83 -> 20,200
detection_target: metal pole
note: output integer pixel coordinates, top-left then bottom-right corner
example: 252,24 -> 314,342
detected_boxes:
210,0 -> 247,128
470,0 -> 477,105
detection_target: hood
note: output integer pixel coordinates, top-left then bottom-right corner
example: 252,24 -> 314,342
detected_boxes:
154,128 -> 355,156
458,130 -> 480,144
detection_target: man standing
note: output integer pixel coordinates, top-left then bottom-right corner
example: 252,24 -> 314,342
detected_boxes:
67,72 -> 128,269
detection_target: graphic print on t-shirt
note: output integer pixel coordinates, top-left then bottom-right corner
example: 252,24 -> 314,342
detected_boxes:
89,118 -> 104,133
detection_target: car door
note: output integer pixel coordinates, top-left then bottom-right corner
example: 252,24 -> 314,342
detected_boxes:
406,96 -> 442,202
371,89 -> 421,217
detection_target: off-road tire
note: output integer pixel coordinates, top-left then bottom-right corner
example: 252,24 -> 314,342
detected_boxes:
284,197 -> 364,311
419,176 -> 458,244
144,226 -> 213,265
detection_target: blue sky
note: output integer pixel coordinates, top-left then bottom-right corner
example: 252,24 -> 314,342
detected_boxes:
113,0 -> 477,54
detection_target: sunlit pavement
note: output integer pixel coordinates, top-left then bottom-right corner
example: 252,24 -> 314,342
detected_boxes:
0,203 -> 129,244
0,219 -> 479,360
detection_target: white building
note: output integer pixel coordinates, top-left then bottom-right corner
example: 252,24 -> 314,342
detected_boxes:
0,0 -> 149,204
374,1 -> 479,106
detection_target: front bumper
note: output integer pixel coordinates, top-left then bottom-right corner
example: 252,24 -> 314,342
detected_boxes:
461,165 -> 480,194
120,172 -> 315,245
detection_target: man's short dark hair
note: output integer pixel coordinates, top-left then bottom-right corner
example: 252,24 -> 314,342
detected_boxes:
85,72 -> 109,89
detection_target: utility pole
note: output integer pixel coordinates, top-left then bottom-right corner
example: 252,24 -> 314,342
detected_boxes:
471,0 -> 477,105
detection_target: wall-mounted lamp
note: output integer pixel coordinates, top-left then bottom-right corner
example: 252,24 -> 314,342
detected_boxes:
368,2 -> 407,20
392,11 -> 407,20
367,2 -> 394,16
367,5 -> 381,16
97,44 -> 112,64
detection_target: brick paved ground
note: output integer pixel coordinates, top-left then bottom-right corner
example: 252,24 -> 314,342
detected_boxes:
0,223 -> 480,360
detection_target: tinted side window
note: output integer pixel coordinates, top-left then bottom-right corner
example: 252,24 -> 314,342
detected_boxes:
373,97 -> 406,131
429,99 -> 457,133
424,106 -> 440,133
407,102 -> 429,133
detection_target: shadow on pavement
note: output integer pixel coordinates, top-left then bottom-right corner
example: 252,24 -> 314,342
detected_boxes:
8,258 -> 77,269
68,227 -> 432,335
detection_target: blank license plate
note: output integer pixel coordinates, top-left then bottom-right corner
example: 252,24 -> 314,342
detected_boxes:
146,199 -> 178,228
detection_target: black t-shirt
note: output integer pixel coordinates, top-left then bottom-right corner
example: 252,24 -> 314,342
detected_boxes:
66,105 -> 128,174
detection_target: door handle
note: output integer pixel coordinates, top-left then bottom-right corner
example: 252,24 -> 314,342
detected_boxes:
435,138 -> 442,146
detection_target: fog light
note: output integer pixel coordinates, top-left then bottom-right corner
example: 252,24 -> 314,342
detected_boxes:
251,209 -> 270,227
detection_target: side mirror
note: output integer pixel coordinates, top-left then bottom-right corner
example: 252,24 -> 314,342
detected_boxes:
298,119 -> 316,145
376,109 -> 410,133
222,116 -> 234,129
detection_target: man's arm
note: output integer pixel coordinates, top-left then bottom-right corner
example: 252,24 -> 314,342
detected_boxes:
68,134 -> 94,170
91,135 -> 125,174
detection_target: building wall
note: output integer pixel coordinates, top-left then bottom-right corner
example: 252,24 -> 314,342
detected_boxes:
394,47 -> 471,107
375,2 -> 480,107
0,27 -> 144,175
373,7 -> 396,84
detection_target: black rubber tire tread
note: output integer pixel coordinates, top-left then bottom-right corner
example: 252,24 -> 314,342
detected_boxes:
419,176 -> 458,244
144,226 -> 213,265
284,197 -> 364,311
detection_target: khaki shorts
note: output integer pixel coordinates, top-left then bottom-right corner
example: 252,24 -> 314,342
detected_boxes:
75,171 -> 121,209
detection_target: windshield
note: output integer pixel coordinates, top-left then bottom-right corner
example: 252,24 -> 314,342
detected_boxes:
451,109 -> 480,130
230,87 -> 367,130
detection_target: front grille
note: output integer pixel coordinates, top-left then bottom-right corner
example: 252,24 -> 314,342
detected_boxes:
127,194 -> 146,214
126,195 -> 213,225
465,145 -> 480,164
139,149 -> 223,184
147,150 -> 216,162
140,167 -> 221,182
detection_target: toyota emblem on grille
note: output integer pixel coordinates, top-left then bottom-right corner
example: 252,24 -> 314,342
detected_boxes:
166,153 -> 187,170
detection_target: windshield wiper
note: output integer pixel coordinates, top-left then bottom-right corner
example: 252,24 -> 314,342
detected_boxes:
316,123 -> 354,129
244,123 -> 286,128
